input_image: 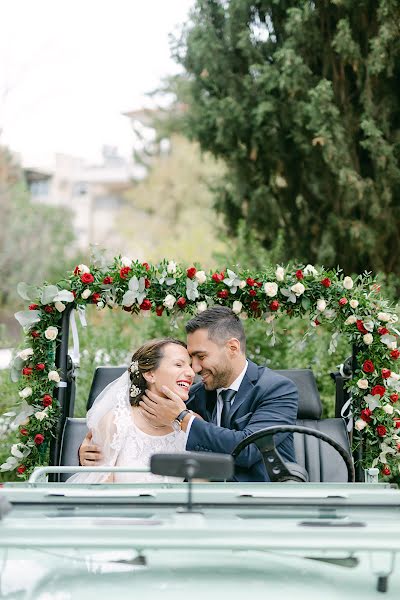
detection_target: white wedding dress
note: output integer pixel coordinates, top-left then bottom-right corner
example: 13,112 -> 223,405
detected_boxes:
67,371 -> 187,484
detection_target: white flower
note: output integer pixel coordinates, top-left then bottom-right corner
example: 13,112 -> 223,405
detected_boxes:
54,301 -> 65,312
350,299 -> 359,309
291,282 -> 305,296
265,314 -> 275,324
275,266 -> 285,281
81,289 -> 91,300
264,282 -> 278,297
390,314 -> 398,323
323,309 -> 336,319
238,280 -> 247,289
377,312 -> 391,322
343,276 -> 354,290
355,419 -> 367,431
345,315 -> 357,325
120,256 -> 132,267
44,326 -> 58,341
383,404 -> 394,415
363,333 -> 373,345
232,300 -> 243,314
357,379 -> 369,390
77,264 -> 90,274
167,260 -> 177,275
196,301 -> 208,314
35,410 -> 48,421
195,270 -> 207,285
96,301 -> 105,310
19,387 -> 32,399
304,264 -> 318,276
163,294 -> 176,310
316,299 -> 326,312
239,311 -> 248,320
48,370 -> 60,383
18,348 -> 34,361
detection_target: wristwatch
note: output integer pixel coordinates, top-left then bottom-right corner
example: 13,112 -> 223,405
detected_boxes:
172,409 -> 191,432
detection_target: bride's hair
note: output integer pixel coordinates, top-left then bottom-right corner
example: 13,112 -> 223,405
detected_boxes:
128,338 -> 186,406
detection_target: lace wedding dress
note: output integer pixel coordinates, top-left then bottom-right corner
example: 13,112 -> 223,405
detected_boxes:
67,371 -> 187,484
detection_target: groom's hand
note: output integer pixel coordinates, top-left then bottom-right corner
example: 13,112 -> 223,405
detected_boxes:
140,387 -> 186,426
79,431 -> 103,466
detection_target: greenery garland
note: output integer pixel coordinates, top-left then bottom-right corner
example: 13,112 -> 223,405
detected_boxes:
2,256 -> 399,480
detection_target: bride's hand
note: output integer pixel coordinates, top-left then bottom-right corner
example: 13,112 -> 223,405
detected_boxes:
79,431 -> 103,466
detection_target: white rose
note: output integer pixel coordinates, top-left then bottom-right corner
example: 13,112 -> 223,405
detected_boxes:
363,333 -> 373,345
18,348 -> 34,361
44,326 -> 58,341
195,270 -> 207,285
316,299 -> 326,312
238,280 -> 247,289
355,419 -> 367,431
291,282 -> 305,296
323,309 -> 336,319
377,312 -> 391,322
239,312 -> 248,320
343,276 -> 354,290
167,261 -> 177,275
304,264 -> 318,276
383,404 -> 394,415
35,410 -> 48,421
350,299 -> 359,309
163,294 -> 176,310
357,379 -> 369,390
345,315 -> 357,325
48,370 -> 61,383
19,387 -> 32,399
120,256 -> 132,267
81,289 -> 91,300
96,301 -> 105,310
390,314 -> 398,323
275,266 -> 285,281
77,263 -> 90,274
264,282 -> 278,297
232,300 -> 243,314
54,301 -> 65,312
196,301 -> 208,313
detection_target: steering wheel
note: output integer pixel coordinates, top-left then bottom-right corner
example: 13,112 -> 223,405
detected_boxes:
231,425 -> 355,483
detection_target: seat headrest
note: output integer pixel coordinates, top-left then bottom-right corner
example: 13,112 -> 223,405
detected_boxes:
86,366 -> 127,410
274,369 -> 322,419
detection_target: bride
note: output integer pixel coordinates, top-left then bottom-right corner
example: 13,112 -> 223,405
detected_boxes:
68,338 -> 195,484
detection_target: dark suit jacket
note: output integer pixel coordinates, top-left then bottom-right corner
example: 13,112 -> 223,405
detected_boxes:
186,361 -> 298,481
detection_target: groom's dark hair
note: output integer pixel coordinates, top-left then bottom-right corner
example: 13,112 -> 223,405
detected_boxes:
186,306 -> 246,353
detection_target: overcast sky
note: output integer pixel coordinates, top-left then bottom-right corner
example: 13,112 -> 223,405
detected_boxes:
0,0 -> 194,167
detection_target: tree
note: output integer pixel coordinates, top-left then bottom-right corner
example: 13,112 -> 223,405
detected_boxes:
173,0 -> 400,277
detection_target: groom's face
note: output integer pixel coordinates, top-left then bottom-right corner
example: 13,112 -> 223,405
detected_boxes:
187,328 -> 234,390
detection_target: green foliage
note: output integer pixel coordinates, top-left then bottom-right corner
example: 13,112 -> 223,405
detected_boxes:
172,0 -> 400,280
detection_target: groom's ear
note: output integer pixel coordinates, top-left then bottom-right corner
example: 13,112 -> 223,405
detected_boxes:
143,370 -> 155,384
226,337 -> 241,356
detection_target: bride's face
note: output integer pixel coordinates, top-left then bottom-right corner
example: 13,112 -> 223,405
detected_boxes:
148,343 -> 195,402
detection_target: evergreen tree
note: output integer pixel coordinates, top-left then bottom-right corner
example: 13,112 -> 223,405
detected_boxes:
173,0 -> 400,276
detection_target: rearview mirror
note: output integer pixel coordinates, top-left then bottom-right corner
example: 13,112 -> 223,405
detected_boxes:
150,452 -> 234,481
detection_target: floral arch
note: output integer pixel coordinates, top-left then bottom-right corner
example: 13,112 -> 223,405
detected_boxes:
2,257 -> 400,480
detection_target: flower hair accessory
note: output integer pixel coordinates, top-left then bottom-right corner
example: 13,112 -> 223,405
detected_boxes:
130,384 -> 142,398
130,360 -> 139,374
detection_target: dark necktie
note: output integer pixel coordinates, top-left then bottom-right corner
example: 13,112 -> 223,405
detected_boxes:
220,388 -> 236,428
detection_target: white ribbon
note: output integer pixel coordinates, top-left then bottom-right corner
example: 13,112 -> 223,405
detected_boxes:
340,396 -> 353,432
70,307 -> 87,367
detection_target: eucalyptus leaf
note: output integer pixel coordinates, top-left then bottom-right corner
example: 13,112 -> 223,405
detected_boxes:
17,282 -> 39,302
53,290 -> 75,302
41,285 -> 59,304
301,297 -> 311,310
14,310 -> 41,327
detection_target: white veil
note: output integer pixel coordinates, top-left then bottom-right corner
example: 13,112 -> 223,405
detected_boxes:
67,370 -> 132,484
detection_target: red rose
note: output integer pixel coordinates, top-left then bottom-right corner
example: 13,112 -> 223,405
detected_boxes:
80,273 -> 94,284
73,266 -> 80,275
142,262 -> 150,271
186,267 -> 197,279
119,266 -> 131,279
246,277 -> 255,286
381,368 -> 391,379
156,306 -> 164,317
31,330 -> 40,338
212,271 -> 224,282
42,394 -> 53,407
390,349 -> 400,360
35,363 -> 45,371
22,367 -> 33,376
17,465 -> 26,474
314,319 -> 321,326
360,408 -> 372,422
255,281 -> 262,288
20,428 -> 28,436
139,299 -> 152,311
177,297 -> 187,308
44,305 -> 53,314
144,278 -> 151,289
34,433 -> 45,445
270,300 -> 280,311
362,360 -> 374,373
395,420 -> 400,429
371,385 -> 386,397
381,466 -> 391,476
390,393 -> 399,403
376,425 -> 387,437
91,293 -> 101,303
356,320 -> 368,334
71,290 -> 76,298
321,278 -> 331,288
29,303 -> 39,310
103,276 -> 113,284
295,269 -> 304,280
378,327 -> 389,335
217,290 -> 229,299
249,289 -> 257,297
250,300 -> 260,312
339,297 -> 348,306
